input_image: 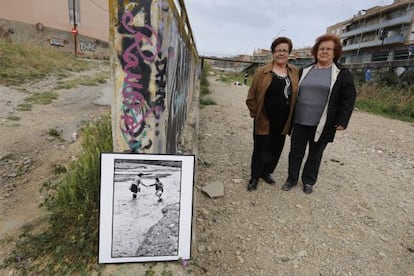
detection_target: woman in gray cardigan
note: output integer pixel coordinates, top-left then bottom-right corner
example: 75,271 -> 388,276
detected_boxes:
282,34 -> 356,194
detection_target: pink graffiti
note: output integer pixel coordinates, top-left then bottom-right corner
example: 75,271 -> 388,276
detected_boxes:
119,11 -> 163,149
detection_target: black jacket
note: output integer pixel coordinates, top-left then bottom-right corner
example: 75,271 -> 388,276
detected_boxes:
298,62 -> 356,142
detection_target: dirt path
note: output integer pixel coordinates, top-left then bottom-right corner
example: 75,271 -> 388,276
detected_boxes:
192,74 -> 414,275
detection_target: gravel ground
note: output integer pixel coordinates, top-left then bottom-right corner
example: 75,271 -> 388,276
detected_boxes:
192,73 -> 414,275
1,66 -> 413,275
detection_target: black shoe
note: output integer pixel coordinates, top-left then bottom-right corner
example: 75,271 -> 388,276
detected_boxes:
261,173 -> 276,184
247,178 -> 258,191
303,184 -> 313,194
281,182 -> 297,191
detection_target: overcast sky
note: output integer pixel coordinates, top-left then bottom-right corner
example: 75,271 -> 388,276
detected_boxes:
185,0 -> 394,56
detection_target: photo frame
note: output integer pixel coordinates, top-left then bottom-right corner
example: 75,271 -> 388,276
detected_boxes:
98,152 -> 195,263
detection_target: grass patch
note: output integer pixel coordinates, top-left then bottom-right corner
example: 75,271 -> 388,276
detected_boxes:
16,102 -> 32,111
47,128 -> 61,137
1,115 -> 113,274
27,91 -> 58,105
54,72 -> 109,90
356,82 -> 414,122
199,63 -> 216,106
7,114 -> 20,121
216,71 -> 249,86
0,41 -> 94,86
15,92 -> 58,111
200,97 -> 216,106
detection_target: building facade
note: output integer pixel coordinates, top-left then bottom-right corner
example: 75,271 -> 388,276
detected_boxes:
327,0 -> 414,72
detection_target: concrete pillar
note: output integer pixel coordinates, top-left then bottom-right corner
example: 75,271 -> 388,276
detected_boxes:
109,0 -> 199,154
109,0 -> 167,153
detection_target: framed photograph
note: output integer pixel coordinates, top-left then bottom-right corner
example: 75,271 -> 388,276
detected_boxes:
98,152 -> 195,263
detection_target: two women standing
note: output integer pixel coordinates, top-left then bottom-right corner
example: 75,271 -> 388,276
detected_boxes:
246,34 -> 356,194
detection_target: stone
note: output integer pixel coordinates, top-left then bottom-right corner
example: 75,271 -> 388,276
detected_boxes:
201,181 -> 224,198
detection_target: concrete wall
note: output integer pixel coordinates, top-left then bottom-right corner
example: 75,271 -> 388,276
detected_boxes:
0,0 -> 109,42
110,0 -> 199,154
0,18 -> 110,59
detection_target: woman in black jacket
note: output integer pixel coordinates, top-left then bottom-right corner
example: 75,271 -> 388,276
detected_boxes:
282,34 -> 356,194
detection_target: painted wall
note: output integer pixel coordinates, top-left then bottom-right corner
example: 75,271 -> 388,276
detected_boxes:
0,0 -> 109,42
0,18 -> 110,59
110,0 -> 199,153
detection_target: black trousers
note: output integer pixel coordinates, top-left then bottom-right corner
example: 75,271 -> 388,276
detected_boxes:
287,124 -> 328,186
251,133 -> 286,179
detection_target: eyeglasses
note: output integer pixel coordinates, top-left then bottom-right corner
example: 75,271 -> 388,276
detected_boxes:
274,49 -> 289,54
318,47 -> 334,52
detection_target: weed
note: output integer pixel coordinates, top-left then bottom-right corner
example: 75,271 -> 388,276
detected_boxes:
200,85 -> 210,96
47,128 -> 61,137
0,41 -> 94,85
2,115 -> 113,274
54,72 -> 109,90
7,114 -> 20,121
356,82 -> 414,122
201,160 -> 213,168
53,164 -> 67,174
27,91 -> 58,105
16,102 -> 32,111
200,97 -> 216,106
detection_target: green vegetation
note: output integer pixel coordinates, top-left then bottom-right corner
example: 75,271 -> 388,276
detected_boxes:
200,63 -> 216,106
6,114 -> 20,121
16,102 -> 32,111
0,40 -> 113,274
216,71 -> 250,86
356,71 -> 414,122
356,82 -> 414,122
0,40 -> 109,112
0,41 -> 95,85
2,115 -> 113,274
55,72 -> 109,90
47,127 -> 61,138
27,91 -> 58,105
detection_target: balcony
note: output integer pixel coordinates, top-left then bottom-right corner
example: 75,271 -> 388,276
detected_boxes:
341,13 -> 413,39
343,35 -> 407,51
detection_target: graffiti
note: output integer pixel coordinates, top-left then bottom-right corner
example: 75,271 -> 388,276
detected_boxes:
112,0 -> 197,153
0,25 -> 13,39
79,40 -> 96,52
50,37 -> 64,47
166,25 -> 191,153
117,0 -> 166,152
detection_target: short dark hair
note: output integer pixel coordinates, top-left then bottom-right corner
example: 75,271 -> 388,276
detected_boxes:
311,33 -> 343,62
271,37 -> 293,53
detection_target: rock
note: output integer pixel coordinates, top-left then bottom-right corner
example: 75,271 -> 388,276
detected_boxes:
201,181 -> 224,198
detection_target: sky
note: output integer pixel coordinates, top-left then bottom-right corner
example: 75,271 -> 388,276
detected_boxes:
184,0 -> 394,56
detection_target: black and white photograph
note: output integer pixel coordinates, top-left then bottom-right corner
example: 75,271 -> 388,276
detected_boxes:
98,153 -> 195,263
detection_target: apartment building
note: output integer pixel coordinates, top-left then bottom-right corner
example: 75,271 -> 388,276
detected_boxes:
327,0 -> 414,70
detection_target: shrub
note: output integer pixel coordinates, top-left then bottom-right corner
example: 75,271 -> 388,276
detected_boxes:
3,115 -> 113,274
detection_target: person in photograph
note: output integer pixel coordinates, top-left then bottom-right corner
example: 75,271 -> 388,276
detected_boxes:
129,173 -> 144,199
245,36 -> 299,191
282,33 -> 356,194
147,177 -> 164,202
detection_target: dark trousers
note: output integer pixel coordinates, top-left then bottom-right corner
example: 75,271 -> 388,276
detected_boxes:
251,133 -> 286,179
287,124 -> 328,186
